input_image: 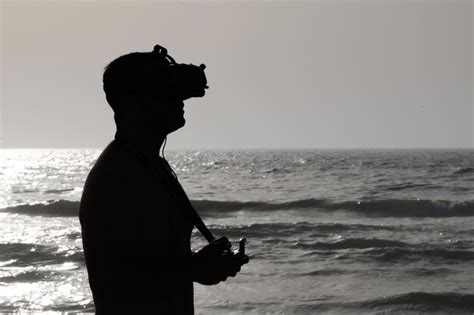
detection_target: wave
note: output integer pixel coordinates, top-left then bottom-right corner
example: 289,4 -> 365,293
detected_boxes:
262,167 -> 283,174
360,292 -> 474,312
194,198 -> 474,217
292,238 -> 409,251
1,198 -> 473,218
192,198 -> 329,213
296,292 -> 474,313
1,199 -> 323,217
206,222 -> 315,239
11,188 -> 40,194
0,243 -> 85,267
1,200 -> 79,217
296,266 -> 460,278
340,247 -> 474,263
44,188 -> 75,194
337,199 -> 474,217
0,270 -> 50,283
198,222 -> 398,240
381,182 -> 441,192
453,167 -> 474,175
293,239 -> 474,263
403,267 -> 460,277
293,268 -> 349,276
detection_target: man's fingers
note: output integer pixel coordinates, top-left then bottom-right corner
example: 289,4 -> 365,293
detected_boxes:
235,253 -> 249,264
224,258 -> 242,278
232,252 -> 249,265
210,237 -> 232,253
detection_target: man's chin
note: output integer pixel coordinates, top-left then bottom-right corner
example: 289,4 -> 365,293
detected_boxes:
167,119 -> 185,134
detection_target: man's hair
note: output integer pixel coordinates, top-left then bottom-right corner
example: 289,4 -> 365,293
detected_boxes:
103,52 -> 169,112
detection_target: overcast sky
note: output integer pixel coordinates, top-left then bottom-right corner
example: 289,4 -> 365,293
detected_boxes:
1,0 -> 472,149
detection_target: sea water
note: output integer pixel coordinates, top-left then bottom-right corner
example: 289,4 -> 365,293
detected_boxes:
0,148 -> 473,314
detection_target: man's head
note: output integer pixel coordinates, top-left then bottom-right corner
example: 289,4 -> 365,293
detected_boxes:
103,47 -> 207,136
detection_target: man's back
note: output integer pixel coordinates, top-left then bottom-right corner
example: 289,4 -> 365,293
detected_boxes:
79,140 -> 194,314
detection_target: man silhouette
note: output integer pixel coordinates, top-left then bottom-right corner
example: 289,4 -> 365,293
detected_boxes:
79,45 -> 248,314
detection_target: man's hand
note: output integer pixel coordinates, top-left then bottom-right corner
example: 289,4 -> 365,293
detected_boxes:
191,237 -> 249,285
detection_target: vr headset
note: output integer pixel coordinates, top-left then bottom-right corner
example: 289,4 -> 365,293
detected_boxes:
152,44 -> 209,101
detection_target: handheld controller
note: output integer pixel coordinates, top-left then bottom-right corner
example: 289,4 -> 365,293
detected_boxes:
224,237 -> 246,256
238,238 -> 246,255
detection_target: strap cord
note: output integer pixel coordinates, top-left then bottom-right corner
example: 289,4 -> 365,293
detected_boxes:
114,138 -> 216,243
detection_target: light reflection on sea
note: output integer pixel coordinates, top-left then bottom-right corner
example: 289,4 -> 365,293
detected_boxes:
0,148 -> 473,313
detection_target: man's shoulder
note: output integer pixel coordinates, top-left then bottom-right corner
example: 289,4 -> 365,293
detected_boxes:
79,141 -> 173,221
89,141 -> 144,180
83,140 -> 168,195
80,141 -> 150,217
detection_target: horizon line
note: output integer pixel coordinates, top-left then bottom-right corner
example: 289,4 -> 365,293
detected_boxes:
1,146 -> 473,151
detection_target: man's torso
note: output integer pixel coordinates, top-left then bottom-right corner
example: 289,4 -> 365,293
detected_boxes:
79,140 -> 194,314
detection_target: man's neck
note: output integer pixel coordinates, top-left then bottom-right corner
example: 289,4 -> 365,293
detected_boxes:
114,128 -> 166,160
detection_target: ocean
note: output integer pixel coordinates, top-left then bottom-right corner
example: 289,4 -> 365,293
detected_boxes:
0,148 -> 473,314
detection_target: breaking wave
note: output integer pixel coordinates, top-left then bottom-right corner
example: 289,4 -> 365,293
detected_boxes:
205,222 -> 398,239
0,243 -> 84,268
1,198 -> 473,218
292,238 -> 409,250
1,200 -> 79,217
194,198 -> 474,217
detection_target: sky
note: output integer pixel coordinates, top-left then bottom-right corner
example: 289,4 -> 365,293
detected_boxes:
1,0 -> 472,149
